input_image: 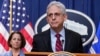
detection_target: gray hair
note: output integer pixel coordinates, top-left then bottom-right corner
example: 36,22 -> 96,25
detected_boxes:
46,1 -> 66,15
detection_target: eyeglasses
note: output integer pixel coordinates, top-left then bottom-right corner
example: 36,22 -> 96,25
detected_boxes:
47,13 -> 64,18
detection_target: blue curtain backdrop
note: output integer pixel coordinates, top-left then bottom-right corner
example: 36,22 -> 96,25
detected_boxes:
0,0 -> 100,53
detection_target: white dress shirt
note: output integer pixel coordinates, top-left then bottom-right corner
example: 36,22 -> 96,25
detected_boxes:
50,28 -> 65,52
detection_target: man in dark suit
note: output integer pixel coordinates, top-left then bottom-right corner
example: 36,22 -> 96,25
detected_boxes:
31,1 -> 83,53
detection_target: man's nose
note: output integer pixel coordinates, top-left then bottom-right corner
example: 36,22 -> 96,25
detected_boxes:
52,15 -> 56,20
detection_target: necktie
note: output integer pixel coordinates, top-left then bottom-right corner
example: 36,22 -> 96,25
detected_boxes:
55,34 -> 62,51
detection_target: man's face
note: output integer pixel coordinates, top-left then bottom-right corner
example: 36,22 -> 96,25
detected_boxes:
47,5 -> 66,29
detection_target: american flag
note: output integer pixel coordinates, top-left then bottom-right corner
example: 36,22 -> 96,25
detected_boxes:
0,0 -> 34,53
89,22 -> 100,54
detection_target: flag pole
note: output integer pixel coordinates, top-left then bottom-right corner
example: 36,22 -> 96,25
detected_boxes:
10,0 -> 13,34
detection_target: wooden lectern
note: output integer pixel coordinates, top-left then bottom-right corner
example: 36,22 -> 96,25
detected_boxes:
25,52 -> 100,56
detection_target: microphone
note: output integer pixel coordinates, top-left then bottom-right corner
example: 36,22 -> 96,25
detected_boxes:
62,40 -> 64,44
62,39 -> 64,51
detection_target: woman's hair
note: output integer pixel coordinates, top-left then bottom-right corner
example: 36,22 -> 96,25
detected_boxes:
8,31 -> 26,49
46,1 -> 66,15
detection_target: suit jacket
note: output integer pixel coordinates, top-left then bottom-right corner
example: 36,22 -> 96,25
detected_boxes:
1,50 -> 25,56
31,28 -> 83,53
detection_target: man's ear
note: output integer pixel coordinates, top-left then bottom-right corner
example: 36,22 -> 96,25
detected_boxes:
46,16 -> 49,23
64,14 -> 67,20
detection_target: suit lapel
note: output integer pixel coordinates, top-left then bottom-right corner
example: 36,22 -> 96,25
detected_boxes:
43,29 -> 53,52
43,29 -> 72,52
64,29 -> 71,51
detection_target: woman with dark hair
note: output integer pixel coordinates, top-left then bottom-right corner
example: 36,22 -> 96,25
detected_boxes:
2,31 -> 26,56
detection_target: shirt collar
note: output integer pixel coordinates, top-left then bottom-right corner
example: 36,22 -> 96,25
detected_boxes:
50,28 -> 65,38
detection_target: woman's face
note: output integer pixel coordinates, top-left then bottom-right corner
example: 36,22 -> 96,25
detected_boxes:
10,33 -> 22,49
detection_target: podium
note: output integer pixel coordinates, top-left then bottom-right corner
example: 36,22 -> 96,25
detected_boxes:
25,52 -> 100,56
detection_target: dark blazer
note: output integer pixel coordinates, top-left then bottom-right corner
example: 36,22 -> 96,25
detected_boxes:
31,28 -> 83,53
